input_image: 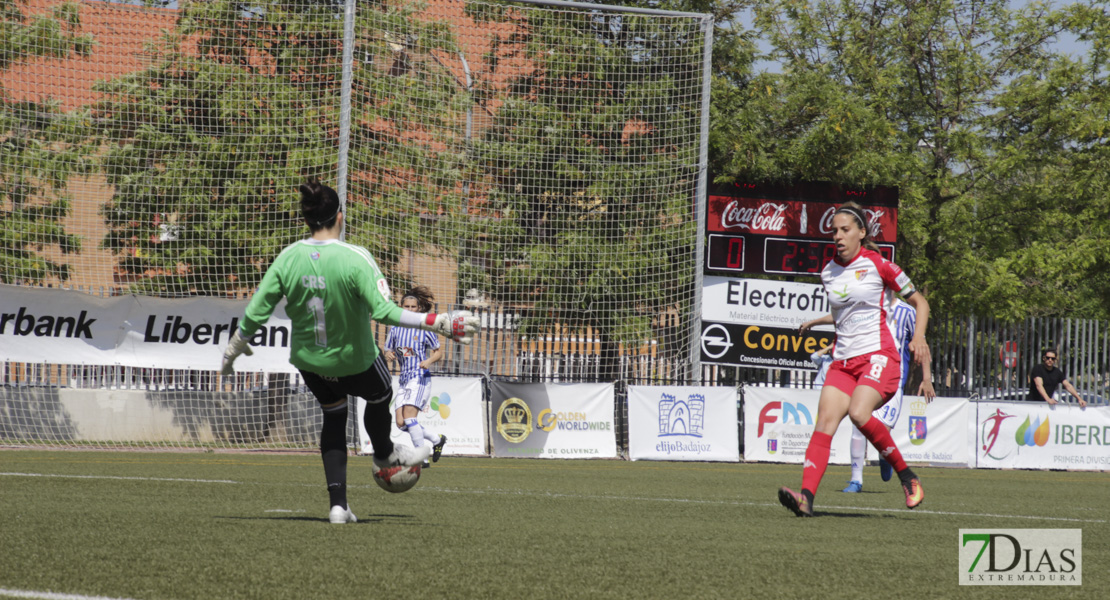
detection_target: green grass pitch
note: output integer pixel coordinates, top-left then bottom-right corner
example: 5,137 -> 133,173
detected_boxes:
1,451 -> 1105,599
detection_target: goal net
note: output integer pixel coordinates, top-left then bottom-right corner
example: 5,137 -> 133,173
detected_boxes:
1,0 -> 712,450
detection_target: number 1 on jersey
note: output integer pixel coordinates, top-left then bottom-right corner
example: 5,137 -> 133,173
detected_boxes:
308,296 -> 327,347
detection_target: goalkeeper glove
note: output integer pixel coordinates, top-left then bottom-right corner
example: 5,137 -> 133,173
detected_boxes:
420,310 -> 481,344
220,328 -> 254,375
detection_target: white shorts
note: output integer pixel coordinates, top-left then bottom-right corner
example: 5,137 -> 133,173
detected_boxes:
873,387 -> 904,428
395,376 -> 432,412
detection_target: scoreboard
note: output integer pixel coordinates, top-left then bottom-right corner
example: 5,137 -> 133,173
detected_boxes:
705,182 -> 899,276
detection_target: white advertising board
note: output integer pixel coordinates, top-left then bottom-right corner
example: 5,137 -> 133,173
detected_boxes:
702,276 -> 832,330
356,376 -> 486,456
1,284 -> 292,371
742,387 -> 854,464
627,385 -> 740,462
972,402 -> 1110,471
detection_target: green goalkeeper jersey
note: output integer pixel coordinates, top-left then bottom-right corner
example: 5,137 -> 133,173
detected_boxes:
239,238 -> 402,377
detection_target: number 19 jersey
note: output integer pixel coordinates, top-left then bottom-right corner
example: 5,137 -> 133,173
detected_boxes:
240,238 -> 402,377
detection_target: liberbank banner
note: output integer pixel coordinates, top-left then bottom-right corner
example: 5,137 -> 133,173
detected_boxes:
356,377 -> 486,457
701,277 -> 834,370
1,284 -> 292,371
489,381 -> 617,459
973,402 -> 1110,471
627,386 -> 740,462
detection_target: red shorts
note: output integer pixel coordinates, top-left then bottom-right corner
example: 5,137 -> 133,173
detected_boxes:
824,350 -> 902,401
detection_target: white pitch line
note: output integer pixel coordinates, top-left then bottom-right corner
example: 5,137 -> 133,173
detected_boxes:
3,472 -> 1102,524
0,587 -> 139,600
419,485 -> 1108,524
0,472 -> 238,484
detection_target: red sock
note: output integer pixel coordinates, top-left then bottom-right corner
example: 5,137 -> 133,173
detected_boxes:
859,416 -> 908,472
801,431 -> 832,496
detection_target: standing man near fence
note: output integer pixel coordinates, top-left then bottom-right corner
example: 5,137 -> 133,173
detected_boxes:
220,180 -> 480,523
1027,349 -> 1086,408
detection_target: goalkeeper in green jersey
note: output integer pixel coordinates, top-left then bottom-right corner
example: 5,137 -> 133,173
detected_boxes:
220,180 -> 480,524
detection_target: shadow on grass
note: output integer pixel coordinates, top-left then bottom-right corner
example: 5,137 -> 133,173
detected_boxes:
216,514 -> 419,524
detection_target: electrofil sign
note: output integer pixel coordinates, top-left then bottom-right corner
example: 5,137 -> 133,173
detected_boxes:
705,181 -> 900,276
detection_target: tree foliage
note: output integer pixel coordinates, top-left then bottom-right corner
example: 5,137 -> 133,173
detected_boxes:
714,0 -> 1110,320
463,3 -> 711,374
0,0 -> 93,284
92,0 -> 343,296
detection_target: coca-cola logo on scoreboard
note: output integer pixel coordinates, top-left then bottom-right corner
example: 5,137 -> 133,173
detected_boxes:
720,201 -> 788,234
817,206 -> 888,240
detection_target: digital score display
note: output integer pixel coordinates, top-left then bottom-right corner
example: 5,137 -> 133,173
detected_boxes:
704,181 -> 899,277
707,234 -> 745,272
763,237 -> 894,275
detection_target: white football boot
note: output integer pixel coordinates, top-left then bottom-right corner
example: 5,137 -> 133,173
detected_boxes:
328,505 -> 357,524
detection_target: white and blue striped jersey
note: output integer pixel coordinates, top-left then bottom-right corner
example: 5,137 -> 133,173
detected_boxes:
888,298 -> 917,386
385,326 -> 440,384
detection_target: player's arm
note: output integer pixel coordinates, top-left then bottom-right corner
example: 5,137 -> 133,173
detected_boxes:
222,262 -> 285,375
903,291 -> 931,367
1033,376 -> 1056,405
917,355 -> 936,402
421,343 -> 444,370
1061,379 -> 1086,408
358,265 -> 480,343
799,313 -> 833,335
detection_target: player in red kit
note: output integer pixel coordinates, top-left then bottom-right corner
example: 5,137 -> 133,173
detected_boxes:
778,202 -> 932,517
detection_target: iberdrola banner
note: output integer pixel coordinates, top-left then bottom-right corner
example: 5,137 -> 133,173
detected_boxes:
488,381 -> 617,459
972,402 -> 1110,471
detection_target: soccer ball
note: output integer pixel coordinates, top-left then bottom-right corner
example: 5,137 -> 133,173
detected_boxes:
372,461 -> 421,493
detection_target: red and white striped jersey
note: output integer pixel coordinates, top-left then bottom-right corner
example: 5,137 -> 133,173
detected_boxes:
821,248 -> 917,361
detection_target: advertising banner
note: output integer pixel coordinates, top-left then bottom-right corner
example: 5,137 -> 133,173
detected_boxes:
627,386 -> 740,462
702,276 -> 833,330
356,376 -> 486,457
701,321 -> 834,371
489,381 -> 617,459
972,402 -> 1110,471
743,387 -> 855,463
881,397 -> 970,466
1,284 -> 293,371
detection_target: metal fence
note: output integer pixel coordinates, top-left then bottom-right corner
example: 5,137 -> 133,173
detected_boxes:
4,299 -> 1107,406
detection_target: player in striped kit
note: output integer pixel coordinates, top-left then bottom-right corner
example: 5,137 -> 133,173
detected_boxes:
780,202 -> 932,517
803,299 -> 935,492
219,181 -> 479,523
384,286 -> 448,466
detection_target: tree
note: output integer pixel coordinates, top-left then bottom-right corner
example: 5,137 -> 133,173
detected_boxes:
92,0 -> 342,296
92,0 -> 466,297
0,0 -> 94,284
715,0 -> 1110,320
463,3 -> 713,379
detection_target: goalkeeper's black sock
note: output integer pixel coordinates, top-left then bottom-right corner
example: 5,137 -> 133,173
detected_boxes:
327,482 -> 347,509
320,403 -> 349,508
